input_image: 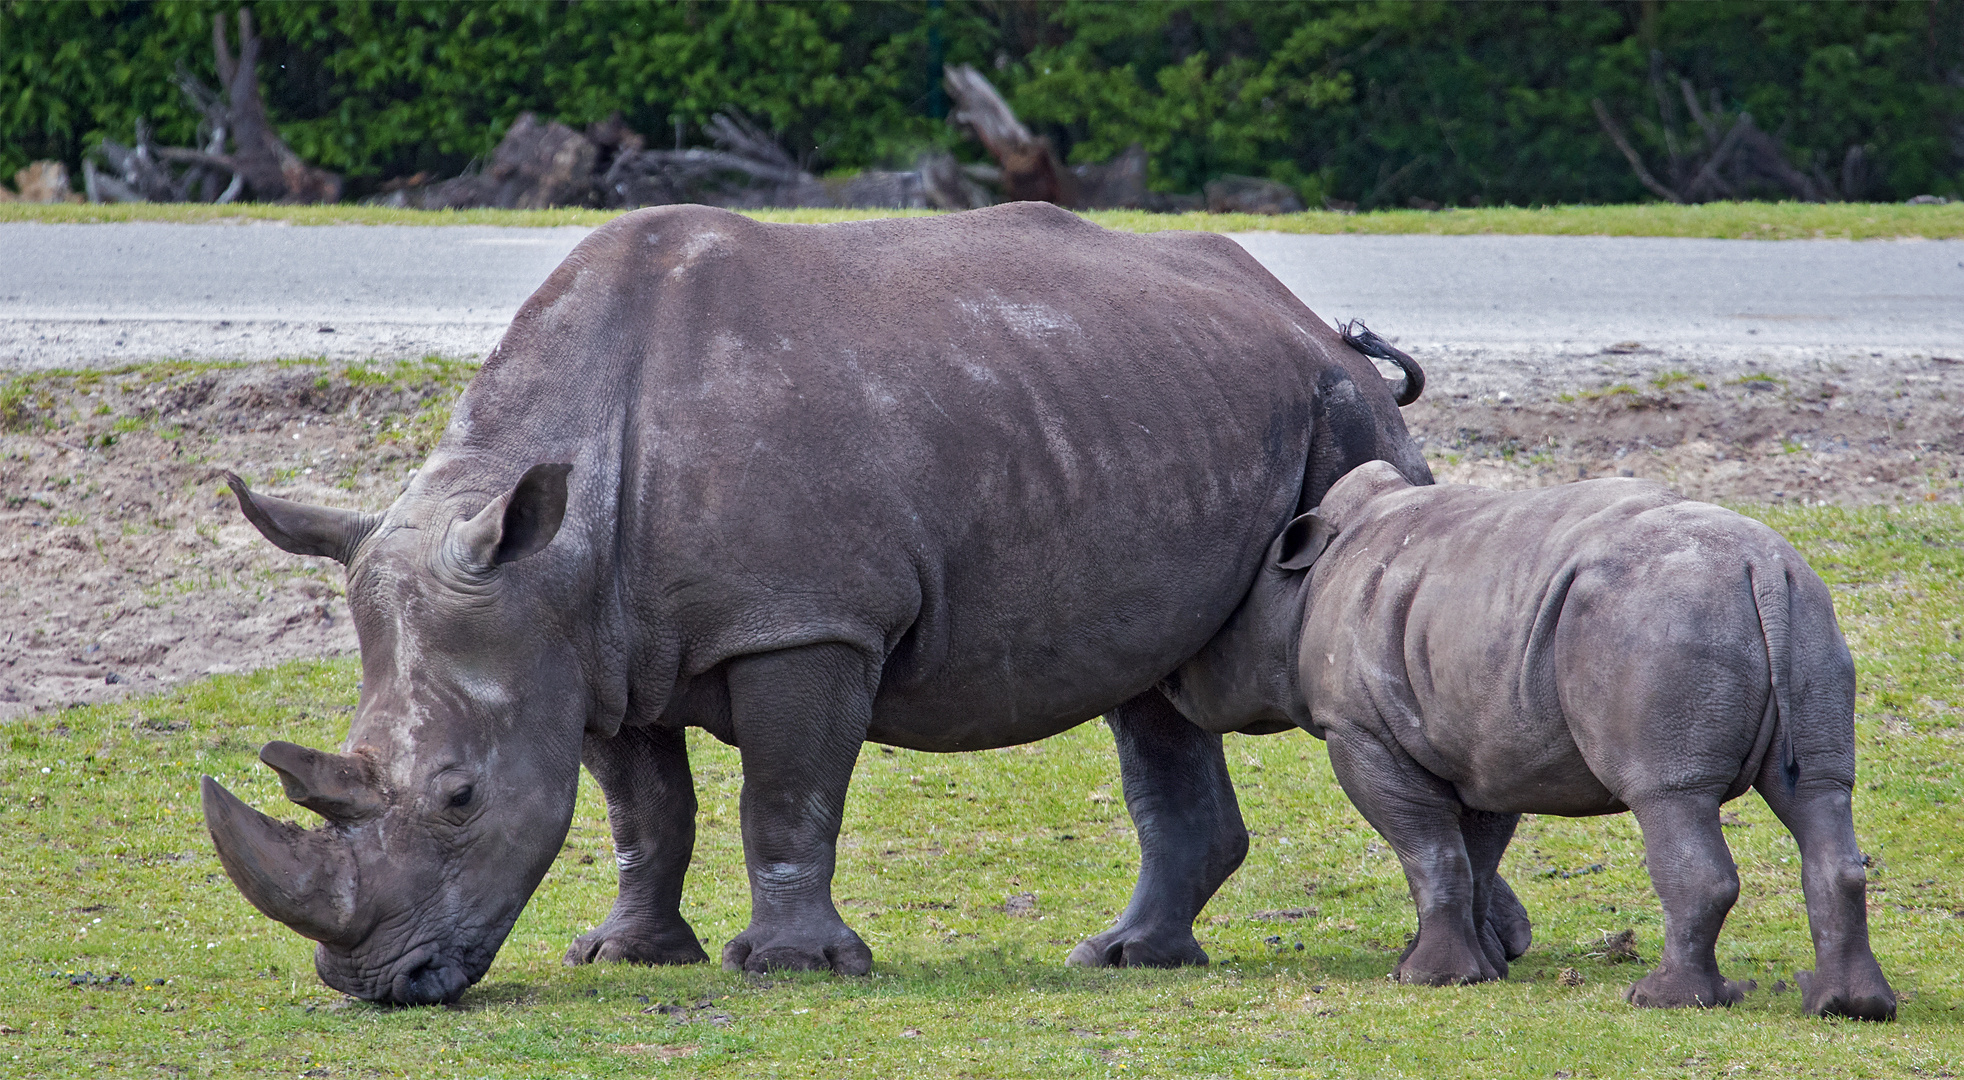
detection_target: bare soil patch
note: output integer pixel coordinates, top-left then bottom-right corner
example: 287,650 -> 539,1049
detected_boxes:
3,352 -> 1958,718
1407,352 -> 1964,505
1,359 -> 468,718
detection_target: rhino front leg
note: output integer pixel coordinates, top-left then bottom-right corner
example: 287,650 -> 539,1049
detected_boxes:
721,642 -> 877,975
1325,728 -> 1499,985
1486,869 -> 1533,961
1069,690 -> 1247,968
1624,795 -> 1752,1009
1460,809 -> 1523,977
565,724 -> 710,966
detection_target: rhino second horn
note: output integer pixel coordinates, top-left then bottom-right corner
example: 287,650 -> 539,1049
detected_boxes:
260,740 -> 384,822
201,775 -> 358,943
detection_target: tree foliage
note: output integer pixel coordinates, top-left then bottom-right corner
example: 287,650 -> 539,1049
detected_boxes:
3,0 -> 1959,204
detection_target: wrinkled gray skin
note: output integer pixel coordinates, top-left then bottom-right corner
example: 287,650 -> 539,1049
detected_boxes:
1164,461 -> 1896,1020
200,202 -> 1525,1005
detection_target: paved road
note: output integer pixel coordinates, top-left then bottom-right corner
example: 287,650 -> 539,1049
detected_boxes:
3,221 -> 1960,379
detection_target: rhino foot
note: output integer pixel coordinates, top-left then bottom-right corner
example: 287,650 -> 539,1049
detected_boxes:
1796,968 -> 1897,1021
1624,968 -> 1751,1009
721,925 -> 872,976
563,914 -> 710,967
1067,925 -> 1209,968
1394,929 -> 1502,986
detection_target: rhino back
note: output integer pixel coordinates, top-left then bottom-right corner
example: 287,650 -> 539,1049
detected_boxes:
437,204 -> 1365,750
1301,479 -> 1728,814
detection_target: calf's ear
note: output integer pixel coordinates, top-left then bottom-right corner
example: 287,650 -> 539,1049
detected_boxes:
454,462 -> 573,569
225,471 -> 378,565
1270,510 -> 1335,571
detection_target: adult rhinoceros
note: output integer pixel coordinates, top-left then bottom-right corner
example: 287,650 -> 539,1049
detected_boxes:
203,202 -> 1447,1005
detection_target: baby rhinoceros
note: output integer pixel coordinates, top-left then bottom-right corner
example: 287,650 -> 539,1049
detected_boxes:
1164,461 -> 1894,1020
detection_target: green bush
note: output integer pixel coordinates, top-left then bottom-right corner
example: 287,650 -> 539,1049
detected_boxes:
2,0 -> 1959,205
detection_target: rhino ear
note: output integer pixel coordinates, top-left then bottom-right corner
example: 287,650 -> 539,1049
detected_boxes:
225,471 -> 377,564
454,462 -> 573,569
1270,510 -> 1335,571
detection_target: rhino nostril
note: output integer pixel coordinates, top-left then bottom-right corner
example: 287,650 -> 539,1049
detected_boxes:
390,952 -> 467,1006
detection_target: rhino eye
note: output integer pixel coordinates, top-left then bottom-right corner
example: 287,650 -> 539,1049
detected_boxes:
448,785 -> 474,809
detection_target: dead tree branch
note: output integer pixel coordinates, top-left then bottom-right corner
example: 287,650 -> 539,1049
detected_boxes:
1595,63 -> 1852,204
1592,99 -> 1684,203
88,7 -> 338,204
943,63 -> 1075,205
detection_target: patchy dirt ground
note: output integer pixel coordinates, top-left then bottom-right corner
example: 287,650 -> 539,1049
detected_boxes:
0,359 -> 469,719
3,350 -> 1960,718
1410,350 -> 1964,502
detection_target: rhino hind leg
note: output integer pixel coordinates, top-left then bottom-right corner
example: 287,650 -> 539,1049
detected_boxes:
1324,730 -> 1501,986
719,642 -> 877,976
565,725 -> 711,967
1069,691 -> 1244,969
1754,765 -> 1896,1020
1623,795 -> 1754,1009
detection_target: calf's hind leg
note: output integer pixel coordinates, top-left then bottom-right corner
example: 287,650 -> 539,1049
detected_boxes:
565,724 -> 710,966
1070,690 -> 1246,968
1326,728 -> 1499,985
1755,767 -> 1895,1020
1624,794 -> 1752,1008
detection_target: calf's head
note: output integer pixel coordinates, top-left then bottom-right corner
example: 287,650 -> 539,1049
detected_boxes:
1162,461 -> 1415,734
201,463 -> 585,1005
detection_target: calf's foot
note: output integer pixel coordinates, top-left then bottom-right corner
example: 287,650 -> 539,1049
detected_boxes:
564,910 -> 708,966
1625,967 -> 1750,1009
1797,967 -> 1896,1021
1395,927 -> 1500,986
722,920 -> 872,975
1068,923 -> 1208,968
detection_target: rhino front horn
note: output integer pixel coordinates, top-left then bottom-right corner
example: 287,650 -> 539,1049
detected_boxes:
201,775 -> 358,943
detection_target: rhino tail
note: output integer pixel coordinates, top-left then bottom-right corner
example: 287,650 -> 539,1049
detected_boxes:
1748,560 -> 1800,788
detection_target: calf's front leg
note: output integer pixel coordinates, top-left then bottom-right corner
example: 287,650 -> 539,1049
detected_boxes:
721,642 -> 878,975
564,724 -> 710,966
1326,727 -> 1499,985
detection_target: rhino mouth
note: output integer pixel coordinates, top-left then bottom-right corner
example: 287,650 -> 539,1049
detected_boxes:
318,941 -> 482,1006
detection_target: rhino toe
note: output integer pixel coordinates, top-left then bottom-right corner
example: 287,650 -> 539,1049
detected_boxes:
721,926 -> 872,976
1624,968 -> 1748,1009
1066,926 -> 1208,968
563,916 -> 709,967
1797,968 -> 1897,1021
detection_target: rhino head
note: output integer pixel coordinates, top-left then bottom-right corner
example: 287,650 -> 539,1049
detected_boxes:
201,462 -> 590,1005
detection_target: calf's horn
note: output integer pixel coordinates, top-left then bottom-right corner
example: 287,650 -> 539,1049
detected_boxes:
201,775 -> 358,943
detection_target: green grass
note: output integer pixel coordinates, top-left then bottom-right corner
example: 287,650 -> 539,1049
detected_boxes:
3,199 -> 1961,239
3,504 -> 1961,1077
